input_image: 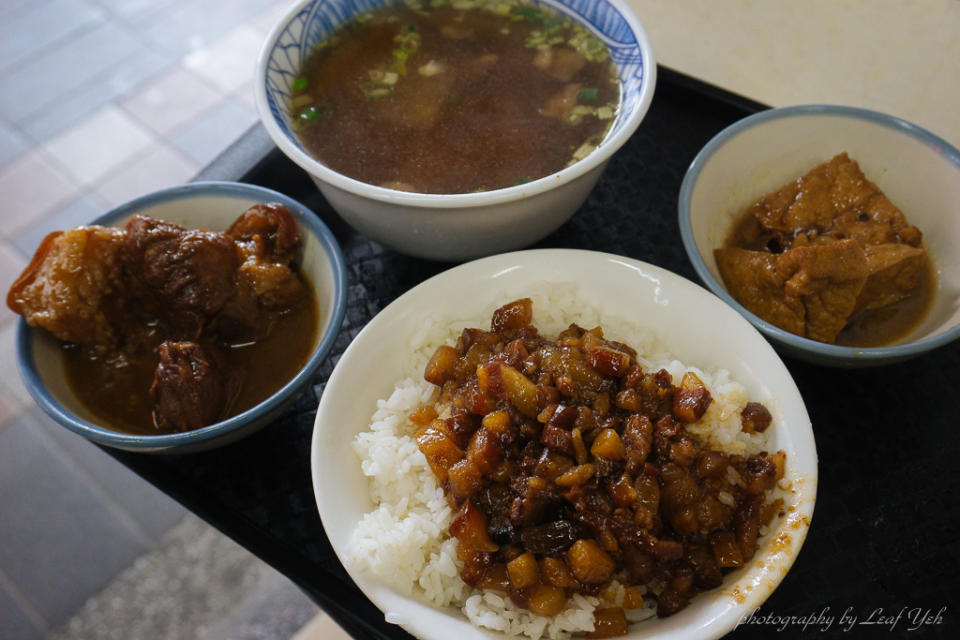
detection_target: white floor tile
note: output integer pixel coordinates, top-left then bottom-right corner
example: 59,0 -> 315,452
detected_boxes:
0,322 -> 31,409
233,82 -> 259,112
0,240 -> 26,326
94,144 -> 197,207
0,151 -> 79,236
41,105 -> 155,186
182,25 -> 264,94
167,99 -> 258,168
249,2 -> 293,38
120,65 -> 224,136
0,384 -> 22,431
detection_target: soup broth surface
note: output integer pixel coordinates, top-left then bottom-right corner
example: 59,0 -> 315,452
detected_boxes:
290,1 -> 620,194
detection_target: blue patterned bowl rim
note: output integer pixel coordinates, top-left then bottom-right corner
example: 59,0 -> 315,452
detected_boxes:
256,0 -> 656,206
678,104 -> 960,365
15,181 -> 348,450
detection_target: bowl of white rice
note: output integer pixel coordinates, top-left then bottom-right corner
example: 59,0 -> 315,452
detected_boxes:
311,249 -> 817,640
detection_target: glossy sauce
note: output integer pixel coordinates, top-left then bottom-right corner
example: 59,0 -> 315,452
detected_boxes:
834,260 -> 935,347
63,285 -> 318,435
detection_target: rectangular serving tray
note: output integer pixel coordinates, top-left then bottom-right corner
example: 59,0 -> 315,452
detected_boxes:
106,68 -> 959,640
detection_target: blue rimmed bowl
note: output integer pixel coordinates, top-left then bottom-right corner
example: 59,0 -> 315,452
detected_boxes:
15,181 -> 348,453
255,0 -> 656,261
679,104 -> 960,367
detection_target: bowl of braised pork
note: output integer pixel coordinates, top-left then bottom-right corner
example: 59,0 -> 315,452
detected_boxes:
312,249 -> 816,639
8,181 -> 347,453
679,104 -> 960,366
256,0 -> 656,261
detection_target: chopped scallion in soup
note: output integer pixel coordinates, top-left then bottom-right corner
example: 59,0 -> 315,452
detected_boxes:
289,0 -> 620,194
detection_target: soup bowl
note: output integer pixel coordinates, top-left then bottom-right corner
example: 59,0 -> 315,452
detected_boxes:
14,181 -> 347,453
679,105 -> 960,367
312,249 -> 816,640
256,0 -> 656,261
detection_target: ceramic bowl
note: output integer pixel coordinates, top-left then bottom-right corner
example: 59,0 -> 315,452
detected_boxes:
15,181 -> 347,453
312,249 -> 816,640
679,104 -> 960,366
256,0 -> 656,261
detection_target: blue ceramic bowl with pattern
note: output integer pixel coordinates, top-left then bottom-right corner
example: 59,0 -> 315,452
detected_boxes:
15,182 -> 348,453
255,0 -> 656,261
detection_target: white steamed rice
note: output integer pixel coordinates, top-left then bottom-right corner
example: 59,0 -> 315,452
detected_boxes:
346,284 -> 776,638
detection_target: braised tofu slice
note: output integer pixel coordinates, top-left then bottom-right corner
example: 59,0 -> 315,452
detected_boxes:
776,239 -> 869,343
718,240 -> 870,344
748,152 -> 910,237
715,247 -> 806,336
855,243 -> 927,312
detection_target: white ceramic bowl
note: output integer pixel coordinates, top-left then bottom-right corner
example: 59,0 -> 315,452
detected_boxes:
16,182 -> 347,453
256,0 -> 656,261
679,105 -> 960,366
311,249 -> 816,640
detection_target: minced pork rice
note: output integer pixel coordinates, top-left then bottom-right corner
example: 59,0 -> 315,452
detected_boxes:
346,285 -> 778,638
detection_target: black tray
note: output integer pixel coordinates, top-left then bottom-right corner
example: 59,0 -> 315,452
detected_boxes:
108,67 -> 958,639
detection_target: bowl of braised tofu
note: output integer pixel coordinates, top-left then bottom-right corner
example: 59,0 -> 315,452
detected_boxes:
8,182 -> 347,452
256,0 -> 656,261
679,104 -> 960,366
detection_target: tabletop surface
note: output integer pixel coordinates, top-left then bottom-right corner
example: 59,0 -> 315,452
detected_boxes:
625,0 -> 960,148
107,68 -> 959,640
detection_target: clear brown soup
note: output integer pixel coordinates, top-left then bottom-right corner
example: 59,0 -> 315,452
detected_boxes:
290,2 -> 619,194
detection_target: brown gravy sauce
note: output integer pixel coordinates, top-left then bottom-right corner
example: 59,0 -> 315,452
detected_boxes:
834,260 -> 934,347
63,285 -> 318,435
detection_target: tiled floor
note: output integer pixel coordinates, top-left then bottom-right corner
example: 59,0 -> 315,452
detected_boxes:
0,1 -> 345,638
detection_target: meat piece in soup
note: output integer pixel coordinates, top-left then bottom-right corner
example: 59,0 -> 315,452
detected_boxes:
123,214 -> 240,338
289,1 -> 620,194
150,341 -> 235,433
229,204 -> 307,312
7,226 -> 127,350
